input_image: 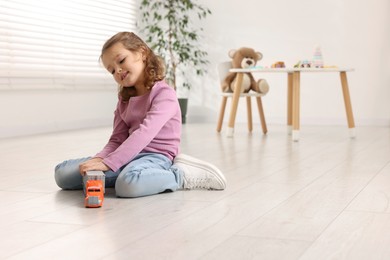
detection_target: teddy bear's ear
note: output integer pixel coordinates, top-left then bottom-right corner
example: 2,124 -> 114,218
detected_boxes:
255,51 -> 263,61
228,49 -> 237,58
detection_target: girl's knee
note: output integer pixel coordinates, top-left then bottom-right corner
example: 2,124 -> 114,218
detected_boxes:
115,176 -> 143,198
114,171 -> 176,198
54,164 -> 69,189
54,161 -> 83,190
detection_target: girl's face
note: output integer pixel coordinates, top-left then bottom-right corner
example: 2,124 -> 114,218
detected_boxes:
101,42 -> 145,88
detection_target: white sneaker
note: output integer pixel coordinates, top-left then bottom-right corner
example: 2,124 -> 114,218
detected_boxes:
174,154 -> 227,190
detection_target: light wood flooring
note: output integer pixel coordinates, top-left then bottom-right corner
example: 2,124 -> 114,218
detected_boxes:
1,123 -> 389,259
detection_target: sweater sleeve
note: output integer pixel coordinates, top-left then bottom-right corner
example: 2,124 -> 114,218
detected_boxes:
94,103 -> 129,159
102,86 -> 178,171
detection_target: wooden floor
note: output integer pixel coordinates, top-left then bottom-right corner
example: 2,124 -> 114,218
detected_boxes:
1,123 -> 389,259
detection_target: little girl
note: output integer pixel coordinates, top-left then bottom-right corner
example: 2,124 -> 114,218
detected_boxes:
54,32 -> 226,197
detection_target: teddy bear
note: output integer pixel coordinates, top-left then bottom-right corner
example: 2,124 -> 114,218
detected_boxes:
222,47 -> 269,95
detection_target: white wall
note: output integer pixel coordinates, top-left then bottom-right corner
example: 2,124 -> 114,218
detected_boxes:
0,0 -> 389,138
186,0 -> 390,126
0,89 -> 117,138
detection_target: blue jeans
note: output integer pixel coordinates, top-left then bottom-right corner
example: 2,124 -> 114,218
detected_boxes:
54,153 -> 183,198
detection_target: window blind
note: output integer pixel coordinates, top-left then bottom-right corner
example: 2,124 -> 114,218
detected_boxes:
0,0 -> 137,90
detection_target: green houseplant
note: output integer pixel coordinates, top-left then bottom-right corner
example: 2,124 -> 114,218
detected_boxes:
138,0 -> 211,123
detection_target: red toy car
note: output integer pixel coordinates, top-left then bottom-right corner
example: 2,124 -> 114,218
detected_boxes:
83,171 -> 105,208
85,180 -> 104,208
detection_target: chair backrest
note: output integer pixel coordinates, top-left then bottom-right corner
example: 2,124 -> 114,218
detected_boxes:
217,61 -> 232,85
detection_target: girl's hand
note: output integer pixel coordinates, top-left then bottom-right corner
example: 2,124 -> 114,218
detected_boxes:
79,158 -> 110,175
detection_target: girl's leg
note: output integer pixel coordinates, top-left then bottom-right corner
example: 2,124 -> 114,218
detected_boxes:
54,157 -> 90,190
115,153 -> 183,198
55,157 -> 121,190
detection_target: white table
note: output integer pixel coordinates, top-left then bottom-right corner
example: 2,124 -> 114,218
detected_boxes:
228,67 -> 356,141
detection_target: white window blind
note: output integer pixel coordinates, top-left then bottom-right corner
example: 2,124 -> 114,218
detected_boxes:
0,0 -> 137,90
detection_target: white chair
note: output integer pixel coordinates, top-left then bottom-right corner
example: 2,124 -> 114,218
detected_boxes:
216,61 -> 267,135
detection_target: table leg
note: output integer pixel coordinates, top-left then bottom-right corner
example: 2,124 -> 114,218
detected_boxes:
340,72 -> 356,138
227,73 -> 243,137
292,71 -> 300,142
287,73 -> 293,135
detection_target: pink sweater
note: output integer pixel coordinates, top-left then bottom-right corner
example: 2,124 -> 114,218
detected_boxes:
95,81 -> 181,172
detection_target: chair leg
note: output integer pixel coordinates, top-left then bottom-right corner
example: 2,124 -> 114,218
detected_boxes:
227,73 -> 243,137
246,96 -> 253,132
256,96 -> 267,134
217,96 -> 228,132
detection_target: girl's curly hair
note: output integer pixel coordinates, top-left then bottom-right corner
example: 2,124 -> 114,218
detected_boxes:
100,32 -> 165,101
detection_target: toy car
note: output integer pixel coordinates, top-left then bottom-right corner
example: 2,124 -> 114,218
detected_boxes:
83,171 -> 105,208
294,59 -> 312,68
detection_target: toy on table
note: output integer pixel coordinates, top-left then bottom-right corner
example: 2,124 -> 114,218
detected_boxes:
271,61 -> 286,68
294,45 -> 325,68
83,171 -> 105,208
222,47 -> 269,95
311,45 -> 324,68
294,59 -> 312,68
